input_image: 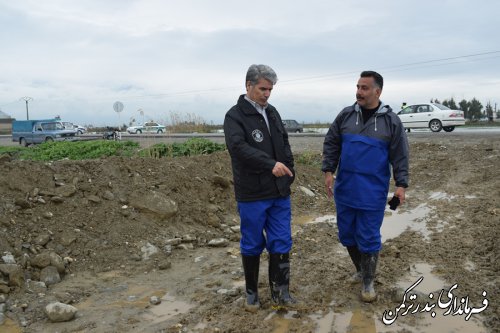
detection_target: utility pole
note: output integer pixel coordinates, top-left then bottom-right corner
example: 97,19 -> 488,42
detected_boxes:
20,96 -> 33,120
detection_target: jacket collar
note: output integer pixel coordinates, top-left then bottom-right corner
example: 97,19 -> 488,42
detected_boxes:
353,101 -> 391,115
238,94 -> 275,115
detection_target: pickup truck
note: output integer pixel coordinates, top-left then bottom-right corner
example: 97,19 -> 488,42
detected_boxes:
12,119 -> 78,146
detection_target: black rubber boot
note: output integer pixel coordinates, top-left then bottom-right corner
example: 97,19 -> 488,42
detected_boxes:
360,252 -> 378,302
346,246 -> 362,283
269,253 -> 297,307
242,255 -> 260,312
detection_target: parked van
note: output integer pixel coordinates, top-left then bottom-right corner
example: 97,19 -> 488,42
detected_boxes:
12,119 -> 78,146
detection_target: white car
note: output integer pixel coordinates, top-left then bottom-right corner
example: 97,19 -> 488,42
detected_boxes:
126,122 -> 166,134
397,103 -> 465,132
73,124 -> 87,135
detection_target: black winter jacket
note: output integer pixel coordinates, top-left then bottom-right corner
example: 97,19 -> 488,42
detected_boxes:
224,95 -> 295,202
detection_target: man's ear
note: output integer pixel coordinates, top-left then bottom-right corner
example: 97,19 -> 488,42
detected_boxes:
245,81 -> 251,91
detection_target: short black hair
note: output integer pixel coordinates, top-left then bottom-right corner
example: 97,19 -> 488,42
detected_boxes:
360,71 -> 383,89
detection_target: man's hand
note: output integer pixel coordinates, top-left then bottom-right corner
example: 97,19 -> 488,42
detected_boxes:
394,186 -> 406,205
272,162 -> 293,177
324,172 -> 335,198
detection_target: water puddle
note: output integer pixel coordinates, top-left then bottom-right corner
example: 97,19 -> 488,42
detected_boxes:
311,306 -> 487,333
308,215 -> 336,224
396,263 -> 447,294
294,215 -> 336,225
464,260 -> 476,272
193,320 -> 208,330
76,284 -> 193,327
381,204 -> 433,241
232,279 -> 245,288
142,293 -> 193,324
305,261 -> 487,332
0,318 -> 22,333
293,215 -> 336,237
294,215 -> 316,225
429,192 -> 456,201
267,311 -> 300,333
301,205 -> 437,242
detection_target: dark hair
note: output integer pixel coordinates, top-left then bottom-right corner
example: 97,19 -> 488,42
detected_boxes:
360,71 -> 383,89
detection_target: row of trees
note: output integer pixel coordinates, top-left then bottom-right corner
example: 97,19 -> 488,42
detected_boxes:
430,98 -> 497,121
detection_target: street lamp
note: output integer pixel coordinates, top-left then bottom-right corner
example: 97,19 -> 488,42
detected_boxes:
20,96 -> 33,120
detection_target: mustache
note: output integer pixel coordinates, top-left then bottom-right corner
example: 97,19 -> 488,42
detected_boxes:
356,95 -> 364,99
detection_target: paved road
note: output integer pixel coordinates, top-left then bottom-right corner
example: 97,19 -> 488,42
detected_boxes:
1,127 -> 498,152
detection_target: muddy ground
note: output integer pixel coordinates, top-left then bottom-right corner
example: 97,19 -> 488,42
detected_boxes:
0,133 -> 498,333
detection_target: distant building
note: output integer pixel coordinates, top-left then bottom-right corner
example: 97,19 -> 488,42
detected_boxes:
0,110 -> 15,134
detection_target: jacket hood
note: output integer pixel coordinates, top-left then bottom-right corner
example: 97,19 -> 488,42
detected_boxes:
353,101 -> 391,115
352,101 -> 392,132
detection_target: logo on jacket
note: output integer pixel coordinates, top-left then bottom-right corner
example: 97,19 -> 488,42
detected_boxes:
252,129 -> 264,143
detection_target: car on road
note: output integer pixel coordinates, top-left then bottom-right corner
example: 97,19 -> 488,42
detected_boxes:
282,119 -> 303,133
62,122 -> 86,135
126,122 -> 166,134
397,103 -> 465,132
73,124 -> 87,135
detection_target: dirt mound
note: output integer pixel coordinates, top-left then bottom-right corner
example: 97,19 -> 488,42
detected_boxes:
0,152 -> 330,273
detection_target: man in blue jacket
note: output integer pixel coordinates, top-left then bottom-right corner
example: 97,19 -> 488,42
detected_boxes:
322,71 -> 409,302
224,64 -> 297,311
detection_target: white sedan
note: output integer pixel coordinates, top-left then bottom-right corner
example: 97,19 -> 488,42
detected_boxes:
126,122 -> 166,134
397,103 -> 465,132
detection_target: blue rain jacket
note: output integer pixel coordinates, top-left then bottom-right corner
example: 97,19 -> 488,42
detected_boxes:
322,102 -> 409,210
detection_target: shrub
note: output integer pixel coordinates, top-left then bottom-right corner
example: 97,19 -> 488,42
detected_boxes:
295,151 -> 322,167
16,140 -> 139,161
140,138 -> 226,158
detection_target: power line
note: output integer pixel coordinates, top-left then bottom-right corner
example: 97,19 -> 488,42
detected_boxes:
281,54 -> 500,85
2,51 -> 499,105
123,50 -> 500,98
280,51 -> 500,84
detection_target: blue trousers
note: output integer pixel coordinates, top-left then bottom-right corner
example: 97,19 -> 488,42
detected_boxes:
335,202 -> 385,254
237,196 -> 292,256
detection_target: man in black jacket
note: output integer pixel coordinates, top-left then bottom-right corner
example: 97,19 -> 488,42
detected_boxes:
224,64 -> 296,312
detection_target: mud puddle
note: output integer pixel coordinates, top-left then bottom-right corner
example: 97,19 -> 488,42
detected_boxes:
368,262 -> 488,333
141,293 -> 193,324
298,204 -> 436,242
396,262 -> 447,294
294,215 -> 336,225
311,306 -> 487,333
381,204 -> 436,241
0,318 -> 22,333
266,310 -> 302,333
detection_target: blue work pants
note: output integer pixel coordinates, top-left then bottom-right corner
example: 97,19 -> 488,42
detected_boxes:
237,196 -> 292,256
335,202 -> 385,254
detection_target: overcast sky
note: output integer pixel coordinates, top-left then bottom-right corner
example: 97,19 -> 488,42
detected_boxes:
1,0 -> 499,126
